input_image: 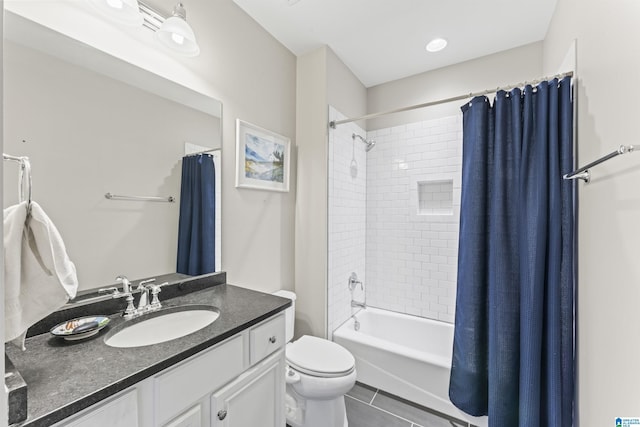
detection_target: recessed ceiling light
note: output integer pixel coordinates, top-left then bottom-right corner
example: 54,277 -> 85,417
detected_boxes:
426,38 -> 447,53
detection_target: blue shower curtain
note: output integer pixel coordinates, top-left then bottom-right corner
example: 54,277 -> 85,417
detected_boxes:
177,154 -> 216,275
449,77 -> 574,427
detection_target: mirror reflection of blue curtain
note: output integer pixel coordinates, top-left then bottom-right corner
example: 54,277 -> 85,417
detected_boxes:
177,154 -> 216,275
449,77 -> 574,427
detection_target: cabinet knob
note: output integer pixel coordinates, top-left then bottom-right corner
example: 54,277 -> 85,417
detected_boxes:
217,410 -> 227,420
268,336 -> 277,344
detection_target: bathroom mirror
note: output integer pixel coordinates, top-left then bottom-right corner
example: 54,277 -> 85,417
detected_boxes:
2,11 -> 223,293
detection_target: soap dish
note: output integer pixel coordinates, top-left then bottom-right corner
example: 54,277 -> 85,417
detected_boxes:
50,316 -> 110,341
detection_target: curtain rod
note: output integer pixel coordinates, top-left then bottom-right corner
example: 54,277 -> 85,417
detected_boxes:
184,148 -> 221,157
329,71 -> 574,129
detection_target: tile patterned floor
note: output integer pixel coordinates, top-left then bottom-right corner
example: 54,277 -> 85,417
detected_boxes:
287,382 -> 474,427
344,382 -> 472,427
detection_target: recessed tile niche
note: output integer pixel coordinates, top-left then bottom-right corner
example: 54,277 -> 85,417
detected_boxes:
418,179 -> 454,215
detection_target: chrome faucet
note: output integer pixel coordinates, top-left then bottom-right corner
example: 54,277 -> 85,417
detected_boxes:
132,279 -> 168,317
115,275 -> 132,294
99,276 -> 169,320
348,272 -> 366,309
99,275 -> 136,319
137,278 -> 156,312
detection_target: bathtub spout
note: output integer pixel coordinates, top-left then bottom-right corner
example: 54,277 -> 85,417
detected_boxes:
351,300 -> 366,309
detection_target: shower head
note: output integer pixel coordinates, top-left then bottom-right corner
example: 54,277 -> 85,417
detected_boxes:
352,133 -> 376,152
365,139 -> 376,152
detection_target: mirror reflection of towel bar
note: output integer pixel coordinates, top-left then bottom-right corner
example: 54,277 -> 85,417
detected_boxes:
104,193 -> 175,203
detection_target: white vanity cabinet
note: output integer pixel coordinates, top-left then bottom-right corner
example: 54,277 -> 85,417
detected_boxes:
159,313 -> 286,427
206,313 -> 286,427
53,312 -> 286,427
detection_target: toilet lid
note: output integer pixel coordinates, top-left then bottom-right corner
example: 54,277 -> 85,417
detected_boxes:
286,335 -> 355,378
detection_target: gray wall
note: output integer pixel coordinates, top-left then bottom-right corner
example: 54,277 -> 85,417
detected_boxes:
295,47 -> 329,338
327,48 -> 368,129
295,46 -> 367,338
544,0 -> 640,424
209,1 -> 296,294
367,42 -> 543,130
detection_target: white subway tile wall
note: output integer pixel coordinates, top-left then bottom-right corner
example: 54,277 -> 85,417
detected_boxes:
366,115 -> 462,323
327,106 -> 367,338
327,110 -> 462,333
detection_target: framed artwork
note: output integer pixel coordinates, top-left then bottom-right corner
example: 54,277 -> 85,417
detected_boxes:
235,119 -> 291,192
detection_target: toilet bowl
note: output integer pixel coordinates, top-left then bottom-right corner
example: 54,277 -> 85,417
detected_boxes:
273,291 -> 357,427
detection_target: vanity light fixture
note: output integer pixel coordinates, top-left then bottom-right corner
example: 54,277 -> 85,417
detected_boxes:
88,0 -> 144,26
426,37 -> 447,53
88,0 -> 200,57
154,3 -> 200,57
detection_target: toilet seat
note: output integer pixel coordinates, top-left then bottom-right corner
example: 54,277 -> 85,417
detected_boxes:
286,335 -> 355,378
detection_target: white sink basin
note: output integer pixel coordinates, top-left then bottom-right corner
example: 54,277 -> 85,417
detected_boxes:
104,305 -> 220,348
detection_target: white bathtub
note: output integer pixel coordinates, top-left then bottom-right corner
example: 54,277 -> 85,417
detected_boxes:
333,307 -> 487,427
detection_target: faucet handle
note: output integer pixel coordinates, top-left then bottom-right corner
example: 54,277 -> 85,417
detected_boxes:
138,278 -> 156,290
98,287 -> 123,298
150,282 -> 169,294
149,282 -> 169,309
115,275 -> 132,294
99,286 -> 135,319
348,272 -> 363,291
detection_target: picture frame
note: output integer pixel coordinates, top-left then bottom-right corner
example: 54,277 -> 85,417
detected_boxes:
235,119 -> 291,192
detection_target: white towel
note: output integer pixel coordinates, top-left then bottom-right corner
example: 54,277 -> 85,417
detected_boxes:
4,201 -> 78,349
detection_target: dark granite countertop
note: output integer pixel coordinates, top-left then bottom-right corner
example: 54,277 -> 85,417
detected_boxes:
5,281 -> 291,427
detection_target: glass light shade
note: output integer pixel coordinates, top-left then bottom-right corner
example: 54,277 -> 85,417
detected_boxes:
88,0 -> 144,26
156,13 -> 200,57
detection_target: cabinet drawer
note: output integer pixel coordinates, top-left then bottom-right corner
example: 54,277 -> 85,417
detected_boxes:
249,314 -> 285,365
59,389 -> 138,427
155,335 -> 244,425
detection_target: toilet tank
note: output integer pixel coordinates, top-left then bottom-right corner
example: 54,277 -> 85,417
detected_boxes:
272,290 -> 296,342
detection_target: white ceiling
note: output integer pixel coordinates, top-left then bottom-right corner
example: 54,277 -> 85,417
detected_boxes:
232,0 -> 558,88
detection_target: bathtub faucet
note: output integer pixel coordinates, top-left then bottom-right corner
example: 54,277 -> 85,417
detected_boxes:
351,300 -> 366,309
348,272 -> 366,309
348,272 -> 363,291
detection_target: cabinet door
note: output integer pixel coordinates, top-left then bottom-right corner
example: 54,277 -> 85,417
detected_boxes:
163,404 -> 202,427
211,350 -> 285,427
155,335 -> 244,425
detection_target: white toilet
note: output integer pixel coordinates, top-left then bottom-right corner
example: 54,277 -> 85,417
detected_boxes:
273,290 -> 356,427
